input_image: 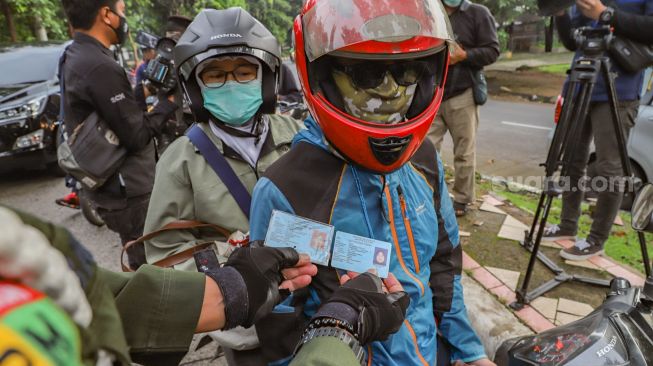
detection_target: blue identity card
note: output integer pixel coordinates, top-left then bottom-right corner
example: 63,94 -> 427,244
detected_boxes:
264,210 -> 335,266
331,231 -> 392,278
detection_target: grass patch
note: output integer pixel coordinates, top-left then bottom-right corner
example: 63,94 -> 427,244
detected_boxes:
478,180 -> 653,273
536,63 -> 570,75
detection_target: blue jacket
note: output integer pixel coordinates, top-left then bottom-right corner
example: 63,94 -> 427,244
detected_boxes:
250,118 -> 486,365
561,0 -> 653,101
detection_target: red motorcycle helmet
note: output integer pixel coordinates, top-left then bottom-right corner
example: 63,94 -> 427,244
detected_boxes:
294,0 -> 454,173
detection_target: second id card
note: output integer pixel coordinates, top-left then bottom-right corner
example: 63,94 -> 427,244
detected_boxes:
331,231 -> 392,278
264,210 -> 335,266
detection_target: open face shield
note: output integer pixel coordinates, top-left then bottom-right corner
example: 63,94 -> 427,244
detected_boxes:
302,0 -> 454,62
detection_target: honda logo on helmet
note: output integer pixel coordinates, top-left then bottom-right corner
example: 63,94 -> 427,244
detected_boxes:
211,33 -> 243,40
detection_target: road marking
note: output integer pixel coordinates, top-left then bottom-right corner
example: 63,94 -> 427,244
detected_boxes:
501,121 -> 552,131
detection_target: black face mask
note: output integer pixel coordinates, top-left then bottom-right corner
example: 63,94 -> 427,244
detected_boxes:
108,9 -> 129,45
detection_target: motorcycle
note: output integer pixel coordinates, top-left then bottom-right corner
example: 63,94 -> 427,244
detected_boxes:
495,184 -> 653,365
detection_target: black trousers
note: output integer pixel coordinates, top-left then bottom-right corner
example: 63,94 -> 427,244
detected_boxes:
96,193 -> 150,270
559,101 -> 639,247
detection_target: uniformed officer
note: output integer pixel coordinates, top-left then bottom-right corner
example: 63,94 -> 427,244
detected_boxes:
0,206 -> 409,366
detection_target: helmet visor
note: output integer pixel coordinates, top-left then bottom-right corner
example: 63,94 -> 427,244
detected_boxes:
303,0 -> 454,62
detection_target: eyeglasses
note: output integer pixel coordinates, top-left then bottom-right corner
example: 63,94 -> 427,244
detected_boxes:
334,60 -> 436,90
200,64 -> 259,88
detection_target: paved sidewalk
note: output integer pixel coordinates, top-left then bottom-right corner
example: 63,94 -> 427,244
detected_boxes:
460,194 -> 646,337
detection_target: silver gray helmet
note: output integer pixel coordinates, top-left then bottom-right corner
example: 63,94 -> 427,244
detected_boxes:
174,7 -> 282,121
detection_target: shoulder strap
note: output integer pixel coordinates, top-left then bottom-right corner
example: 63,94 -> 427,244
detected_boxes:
121,220 -> 231,272
58,48 -> 68,123
186,124 -> 251,218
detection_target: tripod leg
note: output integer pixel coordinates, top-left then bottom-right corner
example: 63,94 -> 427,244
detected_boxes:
516,194 -> 555,305
639,231 -> 651,278
526,192 -> 546,246
517,59 -> 600,305
546,81 -> 580,174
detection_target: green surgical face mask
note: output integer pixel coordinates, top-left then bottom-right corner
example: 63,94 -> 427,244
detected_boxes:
443,0 -> 463,7
202,80 -> 263,126
332,70 -> 416,124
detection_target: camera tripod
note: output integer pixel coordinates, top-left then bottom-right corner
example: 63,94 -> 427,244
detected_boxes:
511,26 -> 650,308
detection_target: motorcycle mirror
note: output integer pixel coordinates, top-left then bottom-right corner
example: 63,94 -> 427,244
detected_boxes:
632,183 -> 653,232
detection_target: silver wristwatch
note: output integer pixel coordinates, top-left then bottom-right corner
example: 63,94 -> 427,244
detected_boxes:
294,326 -> 365,365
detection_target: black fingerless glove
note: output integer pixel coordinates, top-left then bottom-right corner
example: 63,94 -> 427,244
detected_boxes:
315,273 -> 410,345
205,245 -> 299,329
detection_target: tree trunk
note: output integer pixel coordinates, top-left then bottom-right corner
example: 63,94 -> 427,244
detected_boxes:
545,16 -> 554,53
0,0 -> 17,42
33,15 -> 48,41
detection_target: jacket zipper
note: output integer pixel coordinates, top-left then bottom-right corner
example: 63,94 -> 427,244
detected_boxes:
382,184 -> 425,296
397,185 -> 421,274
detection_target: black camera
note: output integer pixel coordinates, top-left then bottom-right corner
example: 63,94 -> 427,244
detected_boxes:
143,37 -> 178,92
537,0 -> 576,16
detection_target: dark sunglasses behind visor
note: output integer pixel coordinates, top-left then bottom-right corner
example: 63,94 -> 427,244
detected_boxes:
334,60 -> 437,89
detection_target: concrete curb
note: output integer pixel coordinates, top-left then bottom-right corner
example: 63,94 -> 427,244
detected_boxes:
462,273 -> 533,359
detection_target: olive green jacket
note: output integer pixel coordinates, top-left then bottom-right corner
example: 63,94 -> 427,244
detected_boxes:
11,207 -> 360,366
290,336 -> 362,366
12,208 -> 205,366
144,115 -> 304,271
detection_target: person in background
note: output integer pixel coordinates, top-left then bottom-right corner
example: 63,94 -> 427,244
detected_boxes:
543,0 -> 653,261
143,8 -> 304,365
59,0 -> 178,270
135,46 -> 156,85
427,0 -> 499,217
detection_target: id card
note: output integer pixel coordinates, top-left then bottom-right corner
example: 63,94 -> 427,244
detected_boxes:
264,210 -> 335,266
331,231 -> 392,278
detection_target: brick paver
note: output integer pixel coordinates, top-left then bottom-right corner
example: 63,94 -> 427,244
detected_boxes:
588,255 -> 617,269
462,252 -> 481,270
514,306 -> 555,333
489,285 -> 517,305
471,267 -> 503,289
606,265 -> 645,287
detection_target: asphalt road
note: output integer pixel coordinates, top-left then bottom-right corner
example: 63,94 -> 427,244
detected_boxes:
0,170 -> 122,271
439,98 -> 553,181
0,99 -> 554,270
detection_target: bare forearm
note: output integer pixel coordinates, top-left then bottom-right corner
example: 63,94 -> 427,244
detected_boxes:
195,276 -> 226,333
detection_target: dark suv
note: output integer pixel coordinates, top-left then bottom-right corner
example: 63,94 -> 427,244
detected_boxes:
0,42 -> 69,174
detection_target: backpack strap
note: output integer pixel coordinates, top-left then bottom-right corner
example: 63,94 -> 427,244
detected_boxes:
186,124 -> 251,218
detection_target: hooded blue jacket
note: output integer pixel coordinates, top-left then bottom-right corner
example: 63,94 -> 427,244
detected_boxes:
250,118 -> 486,365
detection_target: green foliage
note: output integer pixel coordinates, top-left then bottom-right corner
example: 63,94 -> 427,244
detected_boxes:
1,0 -> 302,45
1,0 -> 69,42
536,63 -> 570,75
475,0 -> 538,26
1,0 -> 549,45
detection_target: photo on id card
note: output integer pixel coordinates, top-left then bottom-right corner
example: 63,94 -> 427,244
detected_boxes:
263,210 -> 335,266
330,231 -> 392,278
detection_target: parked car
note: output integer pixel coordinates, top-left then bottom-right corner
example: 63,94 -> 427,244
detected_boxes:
548,68 -> 653,209
0,42 -> 69,175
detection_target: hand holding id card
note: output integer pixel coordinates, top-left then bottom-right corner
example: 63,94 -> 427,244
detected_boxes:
264,210 -> 392,277
264,210 -> 335,266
